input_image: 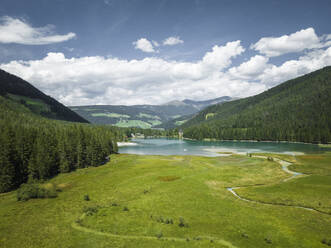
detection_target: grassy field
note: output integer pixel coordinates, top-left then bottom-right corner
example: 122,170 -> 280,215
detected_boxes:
0,153 -> 330,247
237,153 -> 331,214
91,113 -> 130,118
115,120 -> 152,128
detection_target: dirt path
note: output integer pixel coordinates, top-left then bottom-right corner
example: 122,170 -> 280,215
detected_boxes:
72,214 -> 238,247
226,156 -> 330,215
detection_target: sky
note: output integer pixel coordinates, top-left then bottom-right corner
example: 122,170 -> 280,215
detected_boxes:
0,0 -> 331,106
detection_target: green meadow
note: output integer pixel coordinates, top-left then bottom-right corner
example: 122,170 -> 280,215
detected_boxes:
0,153 -> 330,248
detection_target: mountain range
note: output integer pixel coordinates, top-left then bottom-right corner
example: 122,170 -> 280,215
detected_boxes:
182,66 -> 331,143
69,96 -> 233,129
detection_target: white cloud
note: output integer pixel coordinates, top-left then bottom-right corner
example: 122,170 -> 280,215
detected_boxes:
229,55 -> 269,79
257,47 -> 331,86
1,41 -> 254,106
251,27 -> 325,57
1,28 -> 331,106
133,38 -> 156,53
201,41 -> 245,71
152,40 -> 159,47
163,36 -> 184,46
0,16 -> 76,45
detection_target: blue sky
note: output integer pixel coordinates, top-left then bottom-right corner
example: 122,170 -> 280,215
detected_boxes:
0,0 -> 331,105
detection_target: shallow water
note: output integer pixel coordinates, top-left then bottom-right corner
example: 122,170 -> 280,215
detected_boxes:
119,138 -> 330,157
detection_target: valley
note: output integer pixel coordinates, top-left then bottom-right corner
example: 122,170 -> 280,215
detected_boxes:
0,152 -> 330,248
69,96 -> 233,129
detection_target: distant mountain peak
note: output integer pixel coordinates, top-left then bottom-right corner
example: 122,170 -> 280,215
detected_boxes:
162,100 -> 187,106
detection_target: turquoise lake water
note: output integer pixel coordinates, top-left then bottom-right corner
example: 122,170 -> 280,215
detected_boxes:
119,138 -> 330,157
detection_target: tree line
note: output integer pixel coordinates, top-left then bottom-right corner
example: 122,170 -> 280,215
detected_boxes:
0,96 -> 125,193
182,66 -> 331,143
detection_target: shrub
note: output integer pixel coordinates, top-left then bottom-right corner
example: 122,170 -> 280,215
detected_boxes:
123,206 -> 129,211
267,156 -> 274,161
75,218 -> 82,225
17,183 -> 57,201
111,202 -> 118,206
241,233 -> 249,238
83,206 -> 99,216
264,238 -> 272,244
322,239 -> 331,246
156,232 -> 163,239
84,194 -> 90,201
178,217 -> 188,227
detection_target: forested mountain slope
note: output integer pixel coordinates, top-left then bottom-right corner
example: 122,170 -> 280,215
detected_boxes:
182,66 -> 331,143
0,94 -> 125,193
0,69 -> 88,123
70,97 -> 233,129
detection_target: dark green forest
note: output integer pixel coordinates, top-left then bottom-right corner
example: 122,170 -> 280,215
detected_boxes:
0,95 -> 125,193
182,66 -> 331,143
0,69 -> 88,123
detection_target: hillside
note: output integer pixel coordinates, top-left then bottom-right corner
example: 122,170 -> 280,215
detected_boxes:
69,96 -> 233,129
0,69 -> 88,123
182,66 -> 331,143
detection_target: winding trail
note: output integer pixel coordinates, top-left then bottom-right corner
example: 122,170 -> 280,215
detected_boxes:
226,156 -> 330,215
72,215 -> 237,247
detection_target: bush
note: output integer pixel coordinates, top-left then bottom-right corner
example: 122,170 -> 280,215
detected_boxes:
83,206 -> 99,216
322,239 -> 331,246
267,156 -> 274,161
156,232 -> 163,239
264,238 -> 272,244
17,183 -> 57,201
123,206 -> 129,211
241,233 -> 249,238
84,194 -> 90,201
178,217 -> 188,227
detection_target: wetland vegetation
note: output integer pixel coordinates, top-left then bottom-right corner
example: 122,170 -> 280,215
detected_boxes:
0,152 -> 330,247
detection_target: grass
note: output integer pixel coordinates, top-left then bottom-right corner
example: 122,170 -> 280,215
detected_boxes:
205,113 -> 215,120
91,113 -> 130,118
7,93 -> 51,114
115,120 -> 152,129
0,154 -> 330,247
289,152 -> 331,175
318,144 -> 331,148
175,120 -> 188,126
138,113 -> 161,119
148,120 -> 162,126
237,152 -> 331,214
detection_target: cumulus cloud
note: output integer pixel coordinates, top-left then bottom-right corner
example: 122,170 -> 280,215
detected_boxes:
163,36 -> 184,46
0,16 -> 76,45
251,27 -> 327,57
229,55 -> 269,79
133,38 -> 157,53
201,41 -> 244,71
257,47 -> 331,86
1,28 -> 331,106
1,41 -> 255,105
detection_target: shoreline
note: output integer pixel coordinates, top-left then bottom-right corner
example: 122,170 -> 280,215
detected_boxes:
117,142 -> 138,147
183,137 -> 330,146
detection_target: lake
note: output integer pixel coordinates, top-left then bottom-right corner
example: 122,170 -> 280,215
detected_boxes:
119,138 -> 330,156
